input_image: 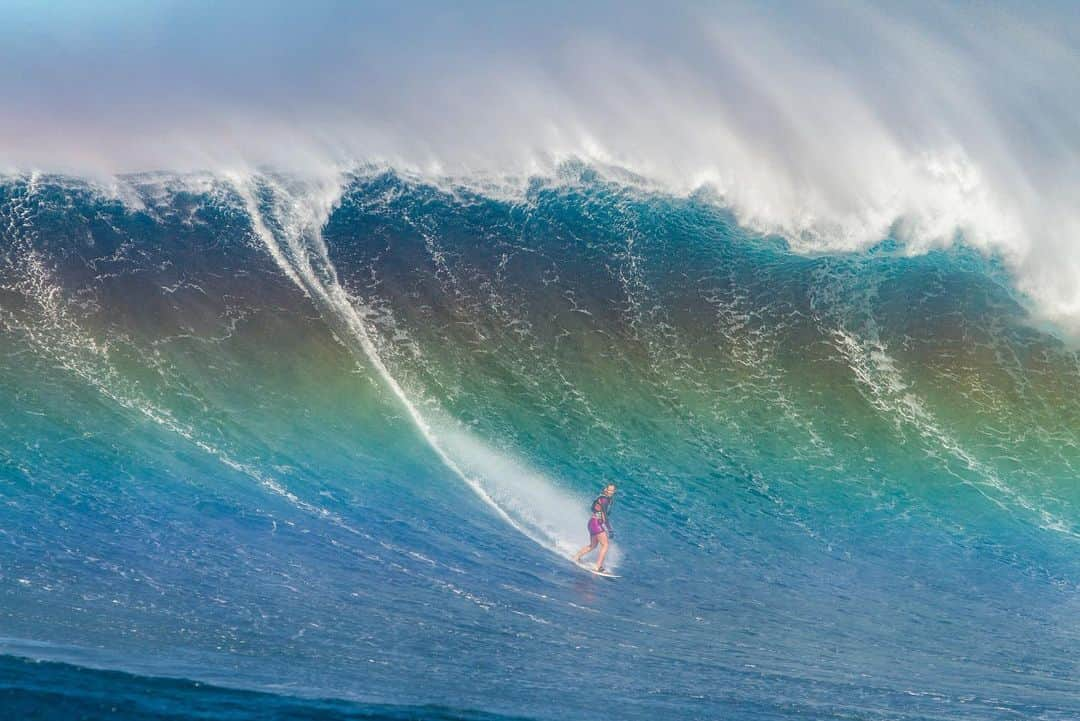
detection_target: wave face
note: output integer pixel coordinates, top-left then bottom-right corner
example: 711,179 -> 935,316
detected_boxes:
2,169 -> 1080,720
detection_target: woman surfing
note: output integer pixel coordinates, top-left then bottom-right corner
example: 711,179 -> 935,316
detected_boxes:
573,483 -> 617,573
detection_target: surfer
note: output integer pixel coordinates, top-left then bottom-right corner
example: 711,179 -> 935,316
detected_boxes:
573,483 -> 617,572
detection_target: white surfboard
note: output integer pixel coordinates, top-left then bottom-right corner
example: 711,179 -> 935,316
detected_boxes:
573,560 -> 620,578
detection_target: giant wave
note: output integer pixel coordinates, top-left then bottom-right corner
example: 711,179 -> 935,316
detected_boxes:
2,167 -> 1080,719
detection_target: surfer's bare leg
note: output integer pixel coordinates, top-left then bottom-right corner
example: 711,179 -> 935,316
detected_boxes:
595,533 -> 609,570
574,537 -> 598,562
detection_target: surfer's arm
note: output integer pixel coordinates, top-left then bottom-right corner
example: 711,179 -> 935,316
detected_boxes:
601,503 -> 613,535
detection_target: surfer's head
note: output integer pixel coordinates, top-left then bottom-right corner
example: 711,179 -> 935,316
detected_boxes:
603,484 -> 617,496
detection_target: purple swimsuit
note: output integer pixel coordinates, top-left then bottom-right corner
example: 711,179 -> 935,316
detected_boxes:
587,495 -> 610,536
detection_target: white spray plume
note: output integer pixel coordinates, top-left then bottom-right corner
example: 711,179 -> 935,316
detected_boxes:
2,2 -> 1079,329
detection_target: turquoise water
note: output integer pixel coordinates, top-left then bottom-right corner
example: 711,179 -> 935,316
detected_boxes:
2,169 -> 1080,719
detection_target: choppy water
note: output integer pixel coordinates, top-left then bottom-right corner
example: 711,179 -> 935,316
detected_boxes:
2,168 -> 1080,720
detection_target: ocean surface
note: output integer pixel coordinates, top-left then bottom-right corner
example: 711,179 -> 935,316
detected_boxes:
2,168 -> 1079,719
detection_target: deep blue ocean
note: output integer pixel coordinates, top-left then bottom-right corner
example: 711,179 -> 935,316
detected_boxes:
2,169 -> 1079,720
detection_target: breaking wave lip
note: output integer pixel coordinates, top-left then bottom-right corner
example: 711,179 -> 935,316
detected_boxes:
5,156 -> 1076,342
25,158 -> 1071,343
